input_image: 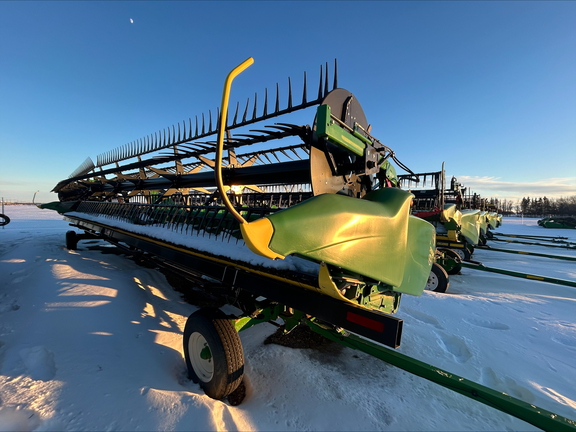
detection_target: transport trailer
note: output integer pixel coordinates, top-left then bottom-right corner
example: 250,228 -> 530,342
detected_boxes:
44,59 -> 436,401
41,59 -> 576,430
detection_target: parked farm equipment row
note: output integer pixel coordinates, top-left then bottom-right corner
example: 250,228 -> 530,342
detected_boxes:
42,59 -> 575,430
538,216 -> 576,229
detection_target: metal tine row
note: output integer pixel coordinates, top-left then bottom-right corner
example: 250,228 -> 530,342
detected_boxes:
68,157 -> 95,179
152,123 -> 307,166
75,201 -> 235,241
236,144 -> 309,166
92,60 -> 338,170
150,141 -> 307,176
198,123 -> 308,148
75,200 -> 281,245
248,145 -> 308,166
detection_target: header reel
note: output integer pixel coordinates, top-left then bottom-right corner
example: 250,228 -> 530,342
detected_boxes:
54,61 -> 407,205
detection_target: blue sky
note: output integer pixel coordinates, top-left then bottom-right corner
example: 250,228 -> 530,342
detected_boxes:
1,1 -> 574,204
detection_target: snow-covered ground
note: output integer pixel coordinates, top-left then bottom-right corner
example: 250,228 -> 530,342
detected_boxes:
0,205 -> 575,431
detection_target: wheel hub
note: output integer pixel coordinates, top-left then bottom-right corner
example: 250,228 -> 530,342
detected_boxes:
189,332 -> 214,382
426,272 -> 439,290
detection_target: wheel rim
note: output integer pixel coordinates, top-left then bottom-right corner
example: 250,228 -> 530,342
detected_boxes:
426,271 -> 439,290
189,332 -> 214,382
454,249 -> 466,260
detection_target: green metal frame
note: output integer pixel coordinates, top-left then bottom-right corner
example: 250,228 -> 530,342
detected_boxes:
305,319 -> 576,432
315,104 -> 369,156
477,245 -> 576,262
461,262 -> 576,288
490,237 -> 576,250
233,302 -> 576,430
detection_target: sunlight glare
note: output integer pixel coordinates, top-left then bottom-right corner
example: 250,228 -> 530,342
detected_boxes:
133,277 -> 169,300
52,263 -> 110,280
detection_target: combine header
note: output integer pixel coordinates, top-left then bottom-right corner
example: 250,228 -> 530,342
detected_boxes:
41,59 -> 576,430
45,58 -> 436,400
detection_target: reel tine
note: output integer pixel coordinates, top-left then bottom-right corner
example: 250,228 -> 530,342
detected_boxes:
288,77 -> 293,109
242,97 -> 249,123
290,147 -> 301,158
302,71 -> 307,104
232,101 -> 239,125
324,61 -> 329,96
333,58 -> 338,89
317,64 -> 323,100
262,153 -> 273,164
275,83 -> 280,113
263,88 -> 268,116
252,92 -> 258,120
208,110 -> 213,133
195,115 -> 199,137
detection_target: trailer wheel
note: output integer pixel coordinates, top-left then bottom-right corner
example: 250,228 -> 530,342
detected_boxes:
183,308 -> 244,401
441,249 -> 463,275
453,247 -> 471,262
425,263 -> 449,293
65,230 -> 78,250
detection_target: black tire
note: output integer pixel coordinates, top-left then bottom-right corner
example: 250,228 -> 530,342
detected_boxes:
426,263 -> 450,293
183,308 -> 244,401
0,214 -> 10,226
440,248 -> 463,275
65,230 -> 78,250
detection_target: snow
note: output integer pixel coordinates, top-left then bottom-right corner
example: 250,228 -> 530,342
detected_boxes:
64,211 -> 320,275
1,205 -> 575,431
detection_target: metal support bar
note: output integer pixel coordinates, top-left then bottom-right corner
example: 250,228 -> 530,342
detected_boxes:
305,319 -> 576,432
489,237 -> 576,250
493,232 -> 569,241
461,262 -> 576,288
477,245 -> 576,261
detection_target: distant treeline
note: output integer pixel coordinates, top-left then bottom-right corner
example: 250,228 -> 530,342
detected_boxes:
482,196 -> 576,216
515,195 -> 576,216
